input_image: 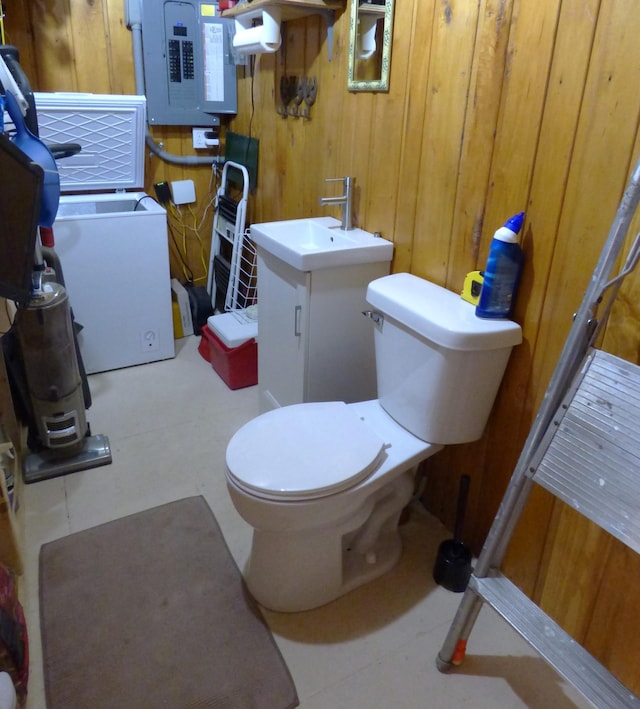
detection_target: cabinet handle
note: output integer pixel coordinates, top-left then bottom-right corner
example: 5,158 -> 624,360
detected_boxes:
294,305 -> 302,336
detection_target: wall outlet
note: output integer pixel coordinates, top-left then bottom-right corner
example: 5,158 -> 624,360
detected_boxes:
141,329 -> 159,352
171,179 -> 196,205
192,128 -> 220,149
192,128 -> 208,149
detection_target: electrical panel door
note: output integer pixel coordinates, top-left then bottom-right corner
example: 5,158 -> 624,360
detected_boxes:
141,0 -> 237,125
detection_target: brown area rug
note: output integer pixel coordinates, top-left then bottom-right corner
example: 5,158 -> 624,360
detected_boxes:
39,496 -> 298,709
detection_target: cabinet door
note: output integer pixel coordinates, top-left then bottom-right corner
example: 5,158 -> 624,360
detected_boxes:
257,251 -> 310,411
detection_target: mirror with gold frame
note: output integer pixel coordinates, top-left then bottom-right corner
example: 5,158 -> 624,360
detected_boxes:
347,0 -> 395,92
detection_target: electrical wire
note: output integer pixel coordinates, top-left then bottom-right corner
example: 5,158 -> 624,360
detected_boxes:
248,55 -> 256,141
187,203 -> 209,276
166,218 -> 194,284
133,194 -> 158,211
133,194 -> 200,284
168,163 -> 223,285
158,159 -> 222,288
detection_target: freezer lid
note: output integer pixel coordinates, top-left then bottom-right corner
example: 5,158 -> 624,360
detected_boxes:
32,93 -> 146,193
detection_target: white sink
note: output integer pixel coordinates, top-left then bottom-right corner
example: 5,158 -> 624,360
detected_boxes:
250,217 -> 394,271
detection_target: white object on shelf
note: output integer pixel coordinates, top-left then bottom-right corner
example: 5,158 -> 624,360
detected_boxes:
222,0 -> 344,61
233,7 -> 282,55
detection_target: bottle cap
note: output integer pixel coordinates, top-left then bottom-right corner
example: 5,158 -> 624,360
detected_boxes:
503,211 -> 525,234
493,211 -> 525,243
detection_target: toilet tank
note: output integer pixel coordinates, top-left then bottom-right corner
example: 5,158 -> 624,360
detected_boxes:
366,273 -> 522,444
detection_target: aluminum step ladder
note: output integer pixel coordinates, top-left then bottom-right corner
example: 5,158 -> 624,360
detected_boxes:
436,157 -> 640,708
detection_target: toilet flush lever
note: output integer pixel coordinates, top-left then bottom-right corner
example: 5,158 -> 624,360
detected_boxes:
362,310 -> 384,328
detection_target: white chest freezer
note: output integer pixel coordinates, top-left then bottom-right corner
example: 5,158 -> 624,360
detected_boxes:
34,93 -> 175,374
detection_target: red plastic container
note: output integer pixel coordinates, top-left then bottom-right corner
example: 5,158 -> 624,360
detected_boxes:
198,324 -> 257,390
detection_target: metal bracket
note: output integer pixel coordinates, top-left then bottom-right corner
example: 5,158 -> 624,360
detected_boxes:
362,310 -> 384,329
320,10 -> 335,62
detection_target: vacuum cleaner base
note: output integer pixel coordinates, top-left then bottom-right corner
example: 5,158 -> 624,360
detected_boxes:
23,434 -> 112,484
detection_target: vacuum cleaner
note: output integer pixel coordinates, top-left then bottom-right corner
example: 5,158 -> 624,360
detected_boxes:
0,45 -> 111,483
15,277 -> 111,483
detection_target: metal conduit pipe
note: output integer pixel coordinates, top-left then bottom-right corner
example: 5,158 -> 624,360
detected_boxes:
129,20 -> 217,167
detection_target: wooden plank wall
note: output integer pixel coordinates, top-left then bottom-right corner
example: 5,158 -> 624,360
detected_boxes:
5,0 -> 640,692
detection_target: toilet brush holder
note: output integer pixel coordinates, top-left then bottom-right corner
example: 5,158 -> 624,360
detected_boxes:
433,474 -> 472,592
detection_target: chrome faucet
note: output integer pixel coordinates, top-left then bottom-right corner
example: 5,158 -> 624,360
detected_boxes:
319,176 -> 355,230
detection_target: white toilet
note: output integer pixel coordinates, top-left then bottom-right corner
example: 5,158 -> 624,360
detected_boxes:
225,273 -> 522,612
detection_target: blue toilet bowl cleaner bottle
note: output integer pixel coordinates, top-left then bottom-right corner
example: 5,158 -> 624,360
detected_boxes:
476,211 -> 525,319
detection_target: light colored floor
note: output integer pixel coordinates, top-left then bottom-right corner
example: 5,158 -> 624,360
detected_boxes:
18,336 -> 589,708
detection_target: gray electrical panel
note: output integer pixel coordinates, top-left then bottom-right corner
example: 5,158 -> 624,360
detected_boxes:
141,0 -> 237,125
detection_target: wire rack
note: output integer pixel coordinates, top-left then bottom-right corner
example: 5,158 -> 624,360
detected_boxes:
224,227 -> 258,323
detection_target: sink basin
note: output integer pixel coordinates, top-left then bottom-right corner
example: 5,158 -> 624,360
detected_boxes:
250,217 -> 394,271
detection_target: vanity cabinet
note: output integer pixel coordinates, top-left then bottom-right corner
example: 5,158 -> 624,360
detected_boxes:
257,249 -> 390,412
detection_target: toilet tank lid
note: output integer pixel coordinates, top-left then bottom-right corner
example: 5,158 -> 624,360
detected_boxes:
366,273 -> 523,351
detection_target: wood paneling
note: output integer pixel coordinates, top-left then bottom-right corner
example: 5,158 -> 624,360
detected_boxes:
7,0 -> 640,693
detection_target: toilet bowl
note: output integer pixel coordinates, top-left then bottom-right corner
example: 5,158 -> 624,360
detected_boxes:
226,398 -> 443,612
225,273 -> 522,612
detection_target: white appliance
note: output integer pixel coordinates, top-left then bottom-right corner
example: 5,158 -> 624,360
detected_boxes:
34,93 -> 175,374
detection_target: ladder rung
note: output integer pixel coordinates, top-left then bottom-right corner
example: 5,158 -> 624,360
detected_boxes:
218,195 -> 238,223
531,350 -> 640,552
472,574 -> 640,707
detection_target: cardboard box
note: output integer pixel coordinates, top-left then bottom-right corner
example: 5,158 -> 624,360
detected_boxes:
170,279 -> 194,338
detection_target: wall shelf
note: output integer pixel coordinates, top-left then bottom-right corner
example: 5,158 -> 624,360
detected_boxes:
223,0 -> 345,60
222,0 -> 344,22
358,3 -> 385,16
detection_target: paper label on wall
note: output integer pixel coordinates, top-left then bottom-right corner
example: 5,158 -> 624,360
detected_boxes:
202,23 -> 225,102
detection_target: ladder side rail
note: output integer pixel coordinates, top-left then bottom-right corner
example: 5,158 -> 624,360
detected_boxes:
437,156 -> 640,674
207,182 -> 227,299
436,582 -> 486,671
571,157 -> 640,345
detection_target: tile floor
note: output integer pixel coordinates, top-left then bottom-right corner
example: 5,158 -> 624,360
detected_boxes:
18,336 -> 589,708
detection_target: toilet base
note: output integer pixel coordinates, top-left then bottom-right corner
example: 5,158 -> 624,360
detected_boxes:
245,472 -> 414,612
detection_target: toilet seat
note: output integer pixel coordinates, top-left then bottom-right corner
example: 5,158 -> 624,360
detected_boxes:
226,401 -> 387,501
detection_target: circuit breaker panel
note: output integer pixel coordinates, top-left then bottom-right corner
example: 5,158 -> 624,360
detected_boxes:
141,0 -> 237,125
